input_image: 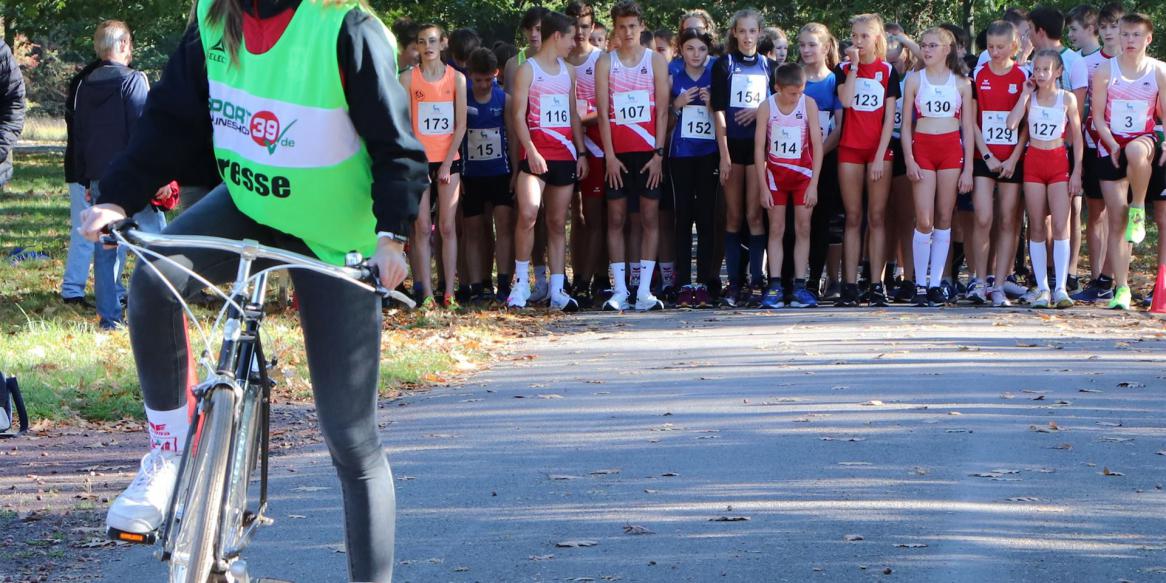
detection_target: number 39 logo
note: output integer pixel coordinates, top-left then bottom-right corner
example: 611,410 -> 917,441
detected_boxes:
250,111 -> 280,148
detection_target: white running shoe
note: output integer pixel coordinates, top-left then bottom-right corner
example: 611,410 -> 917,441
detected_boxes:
1020,286 -> 1041,305
1002,278 -> 1028,298
603,290 -> 630,312
106,450 -> 180,534
1030,288 -> 1051,308
528,279 -> 550,304
635,292 -> 665,312
967,279 -> 987,305
549,289 -> 579,312
506,284 -> 530,309
1052,288 -> 1074,309
990,286 -> 1011,307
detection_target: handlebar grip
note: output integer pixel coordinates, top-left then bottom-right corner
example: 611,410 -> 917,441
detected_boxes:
364,265 -> 417,309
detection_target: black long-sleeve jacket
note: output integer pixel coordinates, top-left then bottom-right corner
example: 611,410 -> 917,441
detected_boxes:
0,40 -> 25,184
98,0 -> 427,236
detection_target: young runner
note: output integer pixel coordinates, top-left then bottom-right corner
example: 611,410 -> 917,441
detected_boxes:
462,48 -> 514,304
677,9 -> 719,54
401,23 -> 467,309
668,29 -> 720,308
970,20 -> 1029,306
565,0 -> 607,304
834,13 -> 900,306
591,20 -> 608,52
712,8 -> 776,307
507,10 -> 588,311
761,27 -> 789,64
1063,4 -> 1101,292
653,28 -> 679,300
886,26 -> 920,302
1007,48 -> 1084,308
596,0 -> 670,312
799,23 -> 845,302
755,63 -> 823,308
901,27 -> 975,307
1091,13 -> 1166,309
1070,2 -> 1123,302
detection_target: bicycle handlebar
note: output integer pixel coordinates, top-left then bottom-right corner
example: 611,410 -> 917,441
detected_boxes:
101,221 -> 416,308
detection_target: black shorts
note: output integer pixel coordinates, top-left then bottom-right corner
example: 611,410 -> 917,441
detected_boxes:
727,138 -> 756,166
606,151 -> 663,201
1082,146 -> 1104,200
1150,158 -> 1166,202
1095,136 -> 1163,182
462,174 -> 514,217
891,138 -> 907,178
957,191 -> 974,212
427,160 -> 464,196
972,155 -> 1024,184
520,158 -> 577,187
659,160 -> 674,211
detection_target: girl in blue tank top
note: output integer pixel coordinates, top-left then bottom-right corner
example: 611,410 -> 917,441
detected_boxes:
464,81 -> 510,178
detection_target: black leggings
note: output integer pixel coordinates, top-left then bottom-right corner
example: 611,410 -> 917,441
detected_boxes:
126,186 -> 395,582
669,154 -> 721,287
808,151 -> 843,286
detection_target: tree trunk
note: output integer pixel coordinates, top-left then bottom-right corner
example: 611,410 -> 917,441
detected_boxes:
962,0 -> 975,42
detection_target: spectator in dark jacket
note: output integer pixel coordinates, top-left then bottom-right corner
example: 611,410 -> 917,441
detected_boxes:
72,20 -> 167,329
60,59 -> 103,308
0,39 -> 24,188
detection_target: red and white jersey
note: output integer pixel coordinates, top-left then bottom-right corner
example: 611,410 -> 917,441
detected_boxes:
765,94 -> 813,178
1028,89 -> 1067,142
973,62 -> 1027,160
608,48 -> 657,153
525,57 -> 577,162
574,49 -> 604,158
1072,49 -> 1113,147
1103,57 -> 1159,144
914,70 -> 962,119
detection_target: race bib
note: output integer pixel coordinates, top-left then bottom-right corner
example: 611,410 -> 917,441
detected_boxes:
540,94 -> 571,128
681,105 -> 714,140
730,74 -> 767,109
981,111 -> 1017,146
1110,99 -> 1148,134
613,90 -> 652,124
817,110 -> 834,139
467,128 -> 503,161
1028,105 -> 1065,141
921,85 -> 959,118
852,78 -> 885,112
770,124 -> 802,158
894,98 -> 903,130
419,101 -> 454,136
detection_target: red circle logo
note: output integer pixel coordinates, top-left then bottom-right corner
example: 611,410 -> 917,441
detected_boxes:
249,111 -> 280,147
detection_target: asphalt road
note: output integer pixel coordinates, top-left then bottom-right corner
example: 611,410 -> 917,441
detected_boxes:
93,308 -> 1166,582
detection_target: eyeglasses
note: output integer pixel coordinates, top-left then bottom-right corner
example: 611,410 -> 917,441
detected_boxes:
920,42 -> 949,50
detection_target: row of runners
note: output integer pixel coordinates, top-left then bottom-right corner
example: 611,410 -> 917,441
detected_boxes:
395,1 -> 1166,312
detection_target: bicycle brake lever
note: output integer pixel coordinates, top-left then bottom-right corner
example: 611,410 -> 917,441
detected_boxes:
363,265 -> 417,309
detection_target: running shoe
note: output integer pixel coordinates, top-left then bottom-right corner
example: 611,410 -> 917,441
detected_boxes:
420,296 -> 438,310
550,289 -> 580,312
790,283 -> 818,308
1030,289 -> 1051,308
989,286 -> 1011,307
761,282 -> 785,309
1125,207 -> 1146,244
443,295 -> 461,311
495,284 -> 512,305
746,282 -> 765,308
505,285 -> 529,309
1067,274 -> 1080,293
939,280 -> 956,305
926,286 -> 946,307
1002,275 -> 1027,299
106,450 -> 179,534
1143,288 -> 1154,308
868,283 -> 889,307
1053,288 -> 1074,309
721,283 -> 741,308
1071,278 -> 1111,302
529,279 -> 550,304
1108,285 -> 1132,310
660,286 -> 678,306
603,290 -> 631,312
694,284 -> 713,309
822,280 -> 842,301
575,290 -> 594,310
1020,286 -> 1041,305
676,285 -> 695,308
834,283 -> 859,307
893,281 -> 915,303
635,292 -> 665,312
966,279 -> 986,305
912,285 -> 929,307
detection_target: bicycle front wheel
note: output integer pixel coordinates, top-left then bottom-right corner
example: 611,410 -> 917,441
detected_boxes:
169,387 -> 236,583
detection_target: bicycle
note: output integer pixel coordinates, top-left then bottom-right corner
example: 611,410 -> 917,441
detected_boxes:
101,221 -> 414,583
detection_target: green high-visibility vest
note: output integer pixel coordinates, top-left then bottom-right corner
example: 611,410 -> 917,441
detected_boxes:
198,0 -> 385,265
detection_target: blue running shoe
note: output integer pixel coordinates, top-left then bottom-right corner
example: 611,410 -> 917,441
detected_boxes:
790,284 -> 818,308
761,282 -> 785,309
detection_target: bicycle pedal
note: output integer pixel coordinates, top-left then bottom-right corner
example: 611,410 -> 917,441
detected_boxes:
107,526 -> 157,545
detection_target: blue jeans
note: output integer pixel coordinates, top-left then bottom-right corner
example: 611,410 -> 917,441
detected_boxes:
92,181 -> 167,328
60,183 -> 94,299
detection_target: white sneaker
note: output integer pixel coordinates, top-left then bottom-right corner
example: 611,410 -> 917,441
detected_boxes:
990,286 -> 1011,307
529,279 -> 550,304
1002,278 -> 1028,298
635,292 -> 664,312
967,279 -> 987,305
106,450 -> 180,534
1020,286 -> 1041,305
549,289 -> 579,312
603,290 -> 630,312
1052,288 -> 1074,309
506,284 -> 530,309
1030,288 -> 1051,308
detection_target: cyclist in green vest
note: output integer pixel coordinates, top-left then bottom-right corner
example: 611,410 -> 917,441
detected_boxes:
78,1 -> 427,581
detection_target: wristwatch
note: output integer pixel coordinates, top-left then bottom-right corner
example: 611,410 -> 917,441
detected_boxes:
377,231 -> 409,244
981,152 -> 993,161
578,149 -> 589,158
654,147 -> 666,158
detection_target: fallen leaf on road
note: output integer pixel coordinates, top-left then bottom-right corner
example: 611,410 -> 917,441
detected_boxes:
1078,388 -> 1102,393
895,543 -> 928,548
591,468 -> 621,475
710,516 -> 750,522
1117,381 -> 1146,388
838,461 -> 871,466
643,489 -> 658,493
1006,497 -> 1040,502
549,474 -> 582,480
288,514 -> 307,519
623,524 -> 654,535
1099,436 -> 1134,443
1096,421 -> 1123,427
529,555 -> 555,561
537,394 -> 564,399
1102,467 -> 1124,476
556,540 -> 599,548
1030,422 -> 1061,433
843,534 -> 864,541
1052,443 -> 1073,450
453,566 -> 469,572
821,436 -> 866,442
660,472 -> 680,477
